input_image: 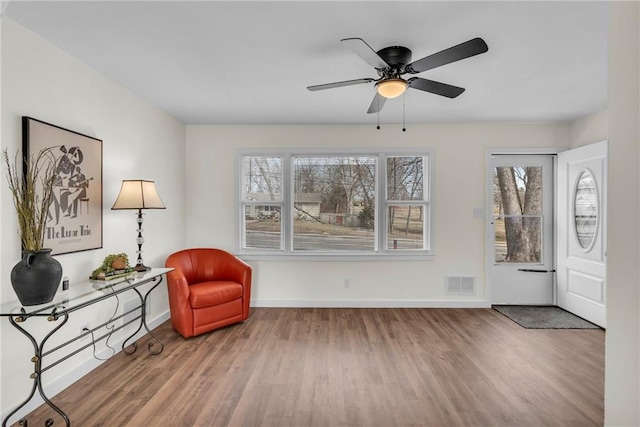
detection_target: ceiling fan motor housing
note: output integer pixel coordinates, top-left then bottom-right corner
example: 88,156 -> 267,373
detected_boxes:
376,46 -> 412,68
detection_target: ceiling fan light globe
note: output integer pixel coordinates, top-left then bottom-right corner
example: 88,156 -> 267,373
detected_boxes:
376,79 -> 408,99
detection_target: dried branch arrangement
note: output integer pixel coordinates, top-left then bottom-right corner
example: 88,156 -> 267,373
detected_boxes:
4,148 -> 58,251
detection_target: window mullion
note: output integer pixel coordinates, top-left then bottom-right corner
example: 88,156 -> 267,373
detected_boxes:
283,153 -> 292,254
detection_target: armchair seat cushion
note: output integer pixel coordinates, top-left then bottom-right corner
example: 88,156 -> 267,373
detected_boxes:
189,281 -> 243,308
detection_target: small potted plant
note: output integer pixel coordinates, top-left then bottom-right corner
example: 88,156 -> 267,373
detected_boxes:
4,148 -> 63,306
90,253 -> 134,281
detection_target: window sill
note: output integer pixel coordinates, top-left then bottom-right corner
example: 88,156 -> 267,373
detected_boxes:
237,252 -> 436,262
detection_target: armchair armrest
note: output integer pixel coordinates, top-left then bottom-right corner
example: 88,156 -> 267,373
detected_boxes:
165,262 -> 194,338
215,252 -> 252,286
214,252 -> 252,318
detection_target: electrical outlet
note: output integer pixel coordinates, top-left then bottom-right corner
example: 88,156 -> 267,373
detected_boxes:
344,279 -> 351,289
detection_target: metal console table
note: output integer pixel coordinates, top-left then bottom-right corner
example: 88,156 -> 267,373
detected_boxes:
0,267 -> 173,427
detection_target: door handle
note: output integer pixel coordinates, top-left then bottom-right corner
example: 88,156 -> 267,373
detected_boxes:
517,269 -> 556,273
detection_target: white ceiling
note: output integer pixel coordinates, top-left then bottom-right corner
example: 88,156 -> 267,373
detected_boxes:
4,1 -> 608,125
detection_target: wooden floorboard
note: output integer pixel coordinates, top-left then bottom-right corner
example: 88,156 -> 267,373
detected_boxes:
14,308 -> 604,426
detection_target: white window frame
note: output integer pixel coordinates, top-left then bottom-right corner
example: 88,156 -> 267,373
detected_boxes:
236,147 -> 435,261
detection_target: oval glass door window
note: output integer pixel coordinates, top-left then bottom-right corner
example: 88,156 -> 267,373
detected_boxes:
574,170 -> 598,249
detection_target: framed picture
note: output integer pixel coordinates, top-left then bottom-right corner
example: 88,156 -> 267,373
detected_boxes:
23,117 -> 103,255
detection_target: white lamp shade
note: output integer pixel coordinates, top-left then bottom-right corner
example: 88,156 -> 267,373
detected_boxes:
111,180 -> 166,210
376,79 -> 408,99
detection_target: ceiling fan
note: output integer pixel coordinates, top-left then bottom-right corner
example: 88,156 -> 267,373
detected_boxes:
307,37 -> 488,114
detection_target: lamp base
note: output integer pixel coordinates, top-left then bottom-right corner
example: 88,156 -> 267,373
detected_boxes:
133,263 -> 151,272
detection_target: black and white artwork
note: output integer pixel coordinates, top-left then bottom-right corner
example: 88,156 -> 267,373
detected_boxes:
23,117 -> 103,255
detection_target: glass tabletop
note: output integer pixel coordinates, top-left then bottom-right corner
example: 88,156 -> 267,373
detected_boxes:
0,268 -> 173,317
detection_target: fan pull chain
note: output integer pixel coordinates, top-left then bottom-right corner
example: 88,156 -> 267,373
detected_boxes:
402,93 -> 407,132
373,94 -> 408,132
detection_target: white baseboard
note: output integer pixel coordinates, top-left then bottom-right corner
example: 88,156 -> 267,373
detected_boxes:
251,299 -> 491,308
4,310 -> 170,424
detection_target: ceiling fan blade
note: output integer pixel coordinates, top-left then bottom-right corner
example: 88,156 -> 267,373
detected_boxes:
367,92 -> 387,114
408,77 -> 465,98
307,78 -> 375,91
406,38 -> 488,74
341,38 -> 389,69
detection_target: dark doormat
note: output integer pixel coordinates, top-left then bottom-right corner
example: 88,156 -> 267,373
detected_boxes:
493,305 -> 601,329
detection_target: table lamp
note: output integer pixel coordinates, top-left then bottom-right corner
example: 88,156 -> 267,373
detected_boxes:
111,180 -> 165,272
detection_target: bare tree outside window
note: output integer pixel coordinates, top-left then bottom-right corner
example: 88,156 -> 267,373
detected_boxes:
292,156 -> 376,251
493,166 -> 543,263
243,157 -> 282,201
243,156 -> 283,250
386,156 -> 425,250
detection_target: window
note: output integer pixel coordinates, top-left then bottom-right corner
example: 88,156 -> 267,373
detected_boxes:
386,156 -> 427,250
573,169 -> 598,250
242,156 -> 283,250
492,165 -> 543,263
238,149 -> 433,258
293,156 -> 376,252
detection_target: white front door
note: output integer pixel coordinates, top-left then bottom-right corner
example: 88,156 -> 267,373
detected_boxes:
557,141 -> 607,327
490,155 -> 555,305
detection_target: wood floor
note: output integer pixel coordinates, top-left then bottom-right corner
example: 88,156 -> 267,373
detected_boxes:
17,308 -> 604,426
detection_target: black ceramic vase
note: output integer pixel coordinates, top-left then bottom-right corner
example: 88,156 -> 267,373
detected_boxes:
10,249 -> 63,306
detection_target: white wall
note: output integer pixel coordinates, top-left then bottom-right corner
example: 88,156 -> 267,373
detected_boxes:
1,18 -> 186,420
605,1 -> 640,425
569,109 -> 608,149
186,123 -> 568,307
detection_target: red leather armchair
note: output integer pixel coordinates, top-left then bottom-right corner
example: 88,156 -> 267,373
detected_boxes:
165,248 -> 252,338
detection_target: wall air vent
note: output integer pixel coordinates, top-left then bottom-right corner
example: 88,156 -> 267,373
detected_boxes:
445,276 -> 475,295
